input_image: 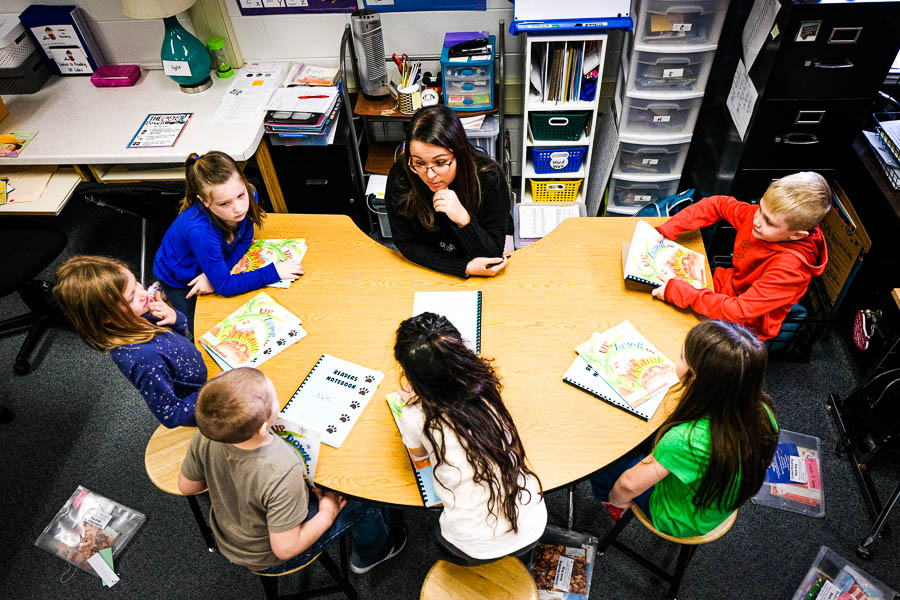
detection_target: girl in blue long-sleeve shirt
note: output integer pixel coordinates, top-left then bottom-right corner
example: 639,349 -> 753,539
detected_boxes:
54,256 -> 207,428
153,151 -> 303,329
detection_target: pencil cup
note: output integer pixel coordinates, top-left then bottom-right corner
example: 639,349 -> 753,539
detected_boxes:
398,83 -> 423,115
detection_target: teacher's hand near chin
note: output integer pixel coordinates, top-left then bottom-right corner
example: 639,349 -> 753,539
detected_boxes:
433,189 -> 470,227
466,255 -> 508,277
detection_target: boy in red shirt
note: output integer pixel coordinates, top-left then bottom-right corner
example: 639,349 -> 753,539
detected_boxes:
652,172 -> 830,341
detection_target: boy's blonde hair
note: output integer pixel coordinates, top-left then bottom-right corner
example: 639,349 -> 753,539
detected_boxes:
762,172 -> 832,231
54,255 -> 166,351
196,368 -> 272,443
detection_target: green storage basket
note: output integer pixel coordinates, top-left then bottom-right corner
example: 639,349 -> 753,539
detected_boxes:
529,112 -> 590,141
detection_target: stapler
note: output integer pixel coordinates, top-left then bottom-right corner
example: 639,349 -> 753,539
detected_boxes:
448,37 -> 490,58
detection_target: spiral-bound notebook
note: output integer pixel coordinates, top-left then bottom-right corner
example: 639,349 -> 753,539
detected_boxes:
386,393 -> 442,508
281,354 -> 384,448
563,355 -> 668,421
622,220 -> 707,289
412,291 -> 482,354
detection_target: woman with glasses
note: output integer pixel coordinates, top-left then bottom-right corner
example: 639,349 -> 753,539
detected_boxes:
386,105 -> 510,277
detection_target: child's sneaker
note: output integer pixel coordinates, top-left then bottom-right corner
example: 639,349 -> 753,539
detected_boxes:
350,525 -> 408,574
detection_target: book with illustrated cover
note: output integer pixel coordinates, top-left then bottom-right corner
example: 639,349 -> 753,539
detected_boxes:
0,131 -> 38,158
281,354 -> 384,448
568,320 -> 679,420
231,238 -> 307,289
199,292 -> 306,370
385,393 -> 441,508
284,63 -> 340,87
270,416 -> 320,486
622,220 -> 707,289
412,291 -> 482,354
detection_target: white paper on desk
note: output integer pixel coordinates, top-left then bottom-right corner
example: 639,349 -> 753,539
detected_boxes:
224,61 -> 285,102
726,59 -> 758,141
0,166 -> 55,204
268,87 -> 339,114
518,203 -> 583,238
742,0 -> 779,71
128,113 -> 192,149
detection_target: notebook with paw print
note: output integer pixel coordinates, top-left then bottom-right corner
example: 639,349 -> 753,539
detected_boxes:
281,354 -> 384,448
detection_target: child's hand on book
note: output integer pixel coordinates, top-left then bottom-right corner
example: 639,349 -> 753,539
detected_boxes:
312,487 -> 347,520
149,291 -> 177,326
432,189 -> 470,227
651,277 -> 672,301
186,272 -> 214,299
275,261 -> 304,281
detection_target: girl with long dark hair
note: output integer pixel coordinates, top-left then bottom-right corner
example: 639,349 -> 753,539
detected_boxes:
385,105 -> 511,278
590,320 -> 779,536
393,313 -> 547,564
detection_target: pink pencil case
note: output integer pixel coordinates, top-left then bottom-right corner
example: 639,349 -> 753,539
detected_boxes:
90,65 -> 141,87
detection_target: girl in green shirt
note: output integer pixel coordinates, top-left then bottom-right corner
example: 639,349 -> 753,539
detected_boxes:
590,320 -> 779,537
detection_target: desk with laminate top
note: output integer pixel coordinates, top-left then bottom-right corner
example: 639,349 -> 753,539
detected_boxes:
0,70 -> 286,215
192,214 -> 706,507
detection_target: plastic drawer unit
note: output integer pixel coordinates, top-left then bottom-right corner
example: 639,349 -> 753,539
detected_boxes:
635,0 -> 728,47
440,36 -> 494,111
607,174 -> 680,214
619,93 -> 703,137
615,135 -> 691,176
627,48 -> 716,95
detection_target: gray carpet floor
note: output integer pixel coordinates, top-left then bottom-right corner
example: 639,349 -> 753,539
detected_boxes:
2,194 -> 899,600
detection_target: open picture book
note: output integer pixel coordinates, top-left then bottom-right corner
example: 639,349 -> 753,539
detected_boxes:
231,238 -> 307,288
565,320 -> 679,421
622,220 -> 707,289
199,292 -> 306,371
270,416 -> 320,486
386,393 -> 441,508
412,291 -> 482,354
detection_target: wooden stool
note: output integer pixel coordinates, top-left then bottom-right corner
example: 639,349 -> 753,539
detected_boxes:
144,424 -> 217,552
254,537 -> 357,600
597,506 -> 737,600
420,557 -> 538,600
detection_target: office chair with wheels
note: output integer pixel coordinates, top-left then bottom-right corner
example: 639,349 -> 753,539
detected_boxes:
0,221 -> 67,375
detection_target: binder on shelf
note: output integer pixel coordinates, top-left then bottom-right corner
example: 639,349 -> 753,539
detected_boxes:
19,4 -> 105,75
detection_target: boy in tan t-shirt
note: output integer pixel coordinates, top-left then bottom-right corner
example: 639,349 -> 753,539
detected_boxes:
179,367 -> 406,574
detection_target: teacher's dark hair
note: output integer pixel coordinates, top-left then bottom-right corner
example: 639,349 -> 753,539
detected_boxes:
656,320 -> 778,512
396,105 -> 498,231
394,312 -> 541,532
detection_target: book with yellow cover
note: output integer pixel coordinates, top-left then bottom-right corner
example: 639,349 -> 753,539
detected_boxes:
231,238 -> 307,289
622,220 -> 708,289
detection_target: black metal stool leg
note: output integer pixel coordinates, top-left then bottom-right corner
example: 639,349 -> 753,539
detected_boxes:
667,544 -> 697,599
0,405 -> 13,424
319,551 -> 358,600
858,481 -> 900,558
597,510 -> 634,554
185,494 -> 217,552
259,574 -> 279,600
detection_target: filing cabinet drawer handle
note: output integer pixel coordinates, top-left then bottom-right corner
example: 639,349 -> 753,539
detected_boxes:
777,133 -> 820,145
813,58 -> 853,69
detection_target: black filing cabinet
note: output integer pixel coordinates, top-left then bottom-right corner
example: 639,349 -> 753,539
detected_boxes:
267,114 -> 370,232
682,0 -> 900,201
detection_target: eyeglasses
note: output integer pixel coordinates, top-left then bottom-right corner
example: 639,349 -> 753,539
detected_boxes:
409,157 -> 455,175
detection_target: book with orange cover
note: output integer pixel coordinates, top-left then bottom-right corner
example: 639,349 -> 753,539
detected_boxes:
622,220 -> 708,289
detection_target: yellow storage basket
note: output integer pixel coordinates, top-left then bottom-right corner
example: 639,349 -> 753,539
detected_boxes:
528,178 -> 582,203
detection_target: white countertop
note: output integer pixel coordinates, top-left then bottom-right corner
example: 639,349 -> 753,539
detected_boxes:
0,70 -> 264,165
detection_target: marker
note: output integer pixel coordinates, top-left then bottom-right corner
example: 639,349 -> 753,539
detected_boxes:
298,95 -> 329,99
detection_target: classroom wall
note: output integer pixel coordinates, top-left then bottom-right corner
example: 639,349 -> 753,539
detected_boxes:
0,0 -> 195,68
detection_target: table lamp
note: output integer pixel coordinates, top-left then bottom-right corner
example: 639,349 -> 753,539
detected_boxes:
122,0 -> 212,93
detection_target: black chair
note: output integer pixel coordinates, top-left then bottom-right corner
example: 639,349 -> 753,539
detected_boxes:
253,537 -> 357,600
0,221 -> 67,375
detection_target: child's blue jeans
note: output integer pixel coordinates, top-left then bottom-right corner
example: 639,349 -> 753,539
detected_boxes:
255,496 -> 392,575
588,441 -> 654,518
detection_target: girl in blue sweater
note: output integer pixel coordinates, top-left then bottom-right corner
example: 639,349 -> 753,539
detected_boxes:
54,256 -> 207,428
152,151 -> 303,328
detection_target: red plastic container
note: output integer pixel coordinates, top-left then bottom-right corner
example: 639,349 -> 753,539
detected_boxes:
90,64 -> 141,87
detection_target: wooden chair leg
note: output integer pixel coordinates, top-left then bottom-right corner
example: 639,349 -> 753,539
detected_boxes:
667,544 -> 697,599
185,495 -> 217,552
597,510 -> 634,554
259,574 -> 279,600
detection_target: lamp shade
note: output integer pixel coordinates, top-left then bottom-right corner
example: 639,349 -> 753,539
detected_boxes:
122,0 -> 196,20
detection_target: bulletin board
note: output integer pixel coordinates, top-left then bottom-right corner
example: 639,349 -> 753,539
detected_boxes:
236,0 -> 357,15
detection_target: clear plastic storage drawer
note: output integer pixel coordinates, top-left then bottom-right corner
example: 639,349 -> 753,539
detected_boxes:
615,137 -> 691,176
627,48 -> 715,94
636,0 -> 728,47
619,94 -> 703,136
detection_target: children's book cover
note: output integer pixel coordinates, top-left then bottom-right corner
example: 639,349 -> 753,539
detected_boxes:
231,238 -> 307,288
270,416 -> 320,486
0,131 -> 38,158
385,392 -> 441,508
199,291 -> 306,370
281,354 -> 384,448
622,220 -> 707,289
574,320 -> 679,409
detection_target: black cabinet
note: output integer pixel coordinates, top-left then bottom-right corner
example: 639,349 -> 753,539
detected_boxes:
267,114 -> 370,233
682,0 -> 900,200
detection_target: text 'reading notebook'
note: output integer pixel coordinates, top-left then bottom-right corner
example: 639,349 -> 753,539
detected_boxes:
622,220 -> 707,289
199,292 -> 306,371
412,291 -> 482,354
565,320 -> 679,421
231,238 -> 307,289
386,393 -> 441,508
281,354 -> 384,448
